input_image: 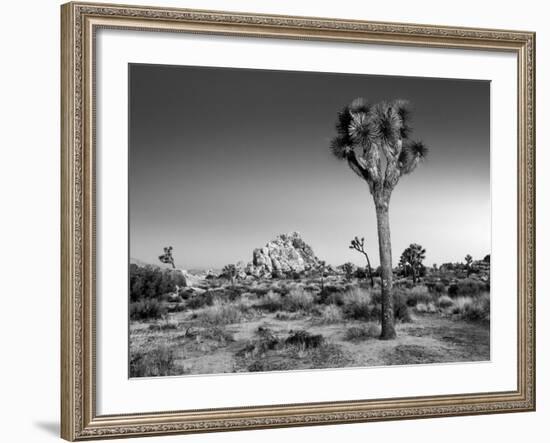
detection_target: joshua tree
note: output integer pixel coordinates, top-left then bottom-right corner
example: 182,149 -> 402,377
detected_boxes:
399,244 -> 426,284
330,98 -> 427,339
464,254 -> 473,276
158,246 -> 175,269
318,260 -> 327,292
349,236 -> 375,287
222,264 -> 238,287
342,262 -> 355,281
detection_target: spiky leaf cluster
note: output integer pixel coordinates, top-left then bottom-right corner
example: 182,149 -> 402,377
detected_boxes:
222,264 -> 237,278
158,246 -> 175,269
329,98 -> 428,192
349,236 -> 366,253
399,244 -> 426,270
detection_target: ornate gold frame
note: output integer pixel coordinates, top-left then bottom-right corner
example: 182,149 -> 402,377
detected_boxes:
61,2 -> 536,440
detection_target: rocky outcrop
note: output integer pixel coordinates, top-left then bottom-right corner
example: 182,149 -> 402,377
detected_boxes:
178,269 -> 205,287
246,232 -> 320,278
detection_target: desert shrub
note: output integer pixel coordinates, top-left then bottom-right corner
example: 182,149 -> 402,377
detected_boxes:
285,330 -> 324,349
319,288 -> 346,306
448,278 -> 486,297
393,291 -> 413,322
283,289 -> 314,312
354,267 -> 368,279
345,323 -> 381,341
186,291 -> 214,310
257,291 -> 283,312
257,289 -> 314,313
415,302 -> 437,313
130,299 -> 165,320
165,302 -> 186,313
304,284 -> 320,292
369,303 -> 381,322
437,295 -> 454,309
402,285 -> 432,307
129,345 -> 177,377
368,289 -> 411,322
451,296 -> 472,313
248,286 -> 270,296
237,326 -> 281,358
319,284 -> 346,295
160,292 -> 182,303
342,262 -> 355,280
464,293 -> 490,322
315,304 -> 343,324
199,300 -> 242,325
453,294 -> 490,322
223,286 -> 245,301
129,264 -> 185,302
271,285 -> 291,296
448,284 -> 459,296
342,288 -> 373,321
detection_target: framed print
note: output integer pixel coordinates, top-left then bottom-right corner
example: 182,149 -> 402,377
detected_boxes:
61,2 -> 536,440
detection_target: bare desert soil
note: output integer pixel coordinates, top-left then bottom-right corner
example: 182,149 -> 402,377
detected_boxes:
130,309 -> 490,376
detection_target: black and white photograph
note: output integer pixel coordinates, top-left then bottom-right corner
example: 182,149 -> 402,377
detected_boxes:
128,63 -> 491,378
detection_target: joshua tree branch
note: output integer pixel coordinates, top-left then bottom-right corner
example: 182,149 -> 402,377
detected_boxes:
349,236 -> 375,287
346,151 -> 376,192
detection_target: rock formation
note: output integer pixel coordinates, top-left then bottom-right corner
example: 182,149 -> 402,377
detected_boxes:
245,232 -> 320,278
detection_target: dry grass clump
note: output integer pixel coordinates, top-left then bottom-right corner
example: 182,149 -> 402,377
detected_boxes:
130,299 -> 165,321
285,330 -> 324,349
284,289 -> 314,312
341,288 -> 373,321
314,304 -> 343,324
257,289 -> 314,313
198,299 -> 243,325
345,323 -> 381,341
437,295 -> 454,309
403,285 -> 433,306
257,290 -> 282,312
392,291 -> 413,322
415,302 -> 437,313
452,294 -> 490,322
237,326 -> 282,359
448,278 -> 488,297
129,344 -> 178,377
185,291 -> 214,309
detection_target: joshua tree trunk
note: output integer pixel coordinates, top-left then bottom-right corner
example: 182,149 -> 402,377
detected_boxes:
375,199 -> 396,340
365,260 -> 375,288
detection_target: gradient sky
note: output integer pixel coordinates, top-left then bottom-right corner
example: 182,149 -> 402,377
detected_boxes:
129,64 -> 490,270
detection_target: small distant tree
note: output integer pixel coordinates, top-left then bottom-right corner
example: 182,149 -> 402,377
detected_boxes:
342,262 -> 355,281
464,254 -> 473,276
349,236 -> 374,287
399,244 -> 426,284
222,264 -> 238,287
318,260 -> 327,291
483,254 -> 491,263
158,246 -> 175,269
